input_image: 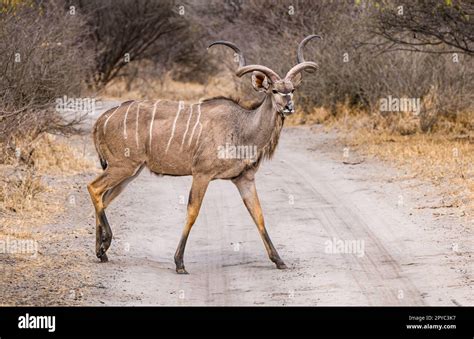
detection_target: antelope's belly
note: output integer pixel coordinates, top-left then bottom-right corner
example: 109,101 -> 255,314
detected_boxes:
211,158 -> 257,179
147,151 -> 193,176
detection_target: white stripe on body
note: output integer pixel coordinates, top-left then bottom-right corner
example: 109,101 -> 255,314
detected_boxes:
135,102 -> 141,148
103,104 -> 122,134
187,102 -> 202,147
148,100 -> 161,151
194,123 -> 203,147
123,102 -> 135,140
180,104 -> 194,151
165,101 -> 185,154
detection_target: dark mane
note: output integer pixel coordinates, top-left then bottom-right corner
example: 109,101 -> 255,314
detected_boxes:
201,96 -> 264,110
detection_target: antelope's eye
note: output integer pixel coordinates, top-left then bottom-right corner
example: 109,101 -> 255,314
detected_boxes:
272,89 -> 278,94
291,89 -> 295,93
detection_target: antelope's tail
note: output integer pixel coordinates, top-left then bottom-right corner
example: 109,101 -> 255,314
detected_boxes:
92,119 -> 107,170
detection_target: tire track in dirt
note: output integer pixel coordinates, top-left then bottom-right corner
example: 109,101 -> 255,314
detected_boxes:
266,163 -> 380,304
279,156 -> 424,305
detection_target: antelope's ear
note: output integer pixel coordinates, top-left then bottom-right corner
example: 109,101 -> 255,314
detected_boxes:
291,72 -> 303,88
251,71 -> 270,92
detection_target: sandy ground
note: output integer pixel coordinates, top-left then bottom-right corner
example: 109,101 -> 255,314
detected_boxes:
1,101 -> 471,306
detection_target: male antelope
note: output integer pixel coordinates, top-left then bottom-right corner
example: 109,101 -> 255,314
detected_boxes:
88,35 -> 321,274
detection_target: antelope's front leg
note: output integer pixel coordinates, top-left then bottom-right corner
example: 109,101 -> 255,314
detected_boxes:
233,174 -> 287,269
174,175 -> 210,274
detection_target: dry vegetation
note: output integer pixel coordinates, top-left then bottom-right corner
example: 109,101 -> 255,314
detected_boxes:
288,106 -> 474,216
0,0 -> 95,233
0,134 -> 96,232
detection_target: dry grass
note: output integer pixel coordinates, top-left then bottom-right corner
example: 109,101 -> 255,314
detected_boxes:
29,134 -> 95,175
0,170 -> 45,213
286,106 -> 333,126
0,168 -> 61,235
0,133 -> 96,231
348,131 -> 473,212
290,105 -> 474,215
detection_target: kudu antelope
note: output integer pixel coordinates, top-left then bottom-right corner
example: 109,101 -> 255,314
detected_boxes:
88,35 -> 321,274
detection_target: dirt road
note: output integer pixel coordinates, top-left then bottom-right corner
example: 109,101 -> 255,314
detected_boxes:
2,101 -> 471,306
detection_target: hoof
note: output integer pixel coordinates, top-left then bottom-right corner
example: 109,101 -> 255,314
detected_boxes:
99,253 -> 108,262
97,247 -> 108,262
176,267 -> 189,274
97,253 -> 108,262
276,262 -> 287,269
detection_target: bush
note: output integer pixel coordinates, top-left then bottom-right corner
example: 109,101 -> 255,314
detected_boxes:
0,0 -> 94,152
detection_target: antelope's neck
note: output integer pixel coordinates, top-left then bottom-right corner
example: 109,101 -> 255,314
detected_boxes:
246,95 -> 284,159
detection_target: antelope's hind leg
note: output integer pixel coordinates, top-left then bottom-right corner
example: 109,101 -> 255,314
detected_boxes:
87,164 -> 143,262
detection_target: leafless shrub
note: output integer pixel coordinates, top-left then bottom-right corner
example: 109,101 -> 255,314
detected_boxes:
72,0 -> 199,87
0,0 -> 93,156
367,0 -> 474,56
